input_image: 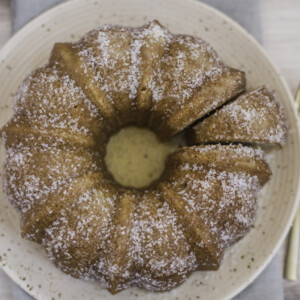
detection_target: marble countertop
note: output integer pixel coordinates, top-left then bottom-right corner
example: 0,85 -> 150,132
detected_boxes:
0,0 -> 299,299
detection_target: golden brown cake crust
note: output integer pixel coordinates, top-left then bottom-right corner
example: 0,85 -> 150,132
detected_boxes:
0,21 -> 285,294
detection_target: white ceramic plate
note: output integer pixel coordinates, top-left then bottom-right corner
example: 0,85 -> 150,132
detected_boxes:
0,0 -> 300,299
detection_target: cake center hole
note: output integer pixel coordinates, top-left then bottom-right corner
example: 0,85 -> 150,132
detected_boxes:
105,126 -> 175,189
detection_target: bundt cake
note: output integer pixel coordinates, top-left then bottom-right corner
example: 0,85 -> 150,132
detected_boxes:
0,20 -> 287,294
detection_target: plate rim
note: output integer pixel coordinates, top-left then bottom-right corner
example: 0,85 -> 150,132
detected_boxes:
0,0 -> 299,299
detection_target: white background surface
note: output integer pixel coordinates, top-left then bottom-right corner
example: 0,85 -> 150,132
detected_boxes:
0,0 -> 299,299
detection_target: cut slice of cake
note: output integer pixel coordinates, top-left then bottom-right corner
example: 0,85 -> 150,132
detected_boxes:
188,86 -> 287,147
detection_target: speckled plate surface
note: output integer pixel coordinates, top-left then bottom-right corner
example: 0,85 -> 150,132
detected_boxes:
0,0 -> 300,299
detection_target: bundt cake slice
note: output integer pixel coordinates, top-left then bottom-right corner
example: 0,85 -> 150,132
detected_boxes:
148,34 -> 246,139
43,181 -> 118,280
160,145 -> 271,268
188,86 -> 287,147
